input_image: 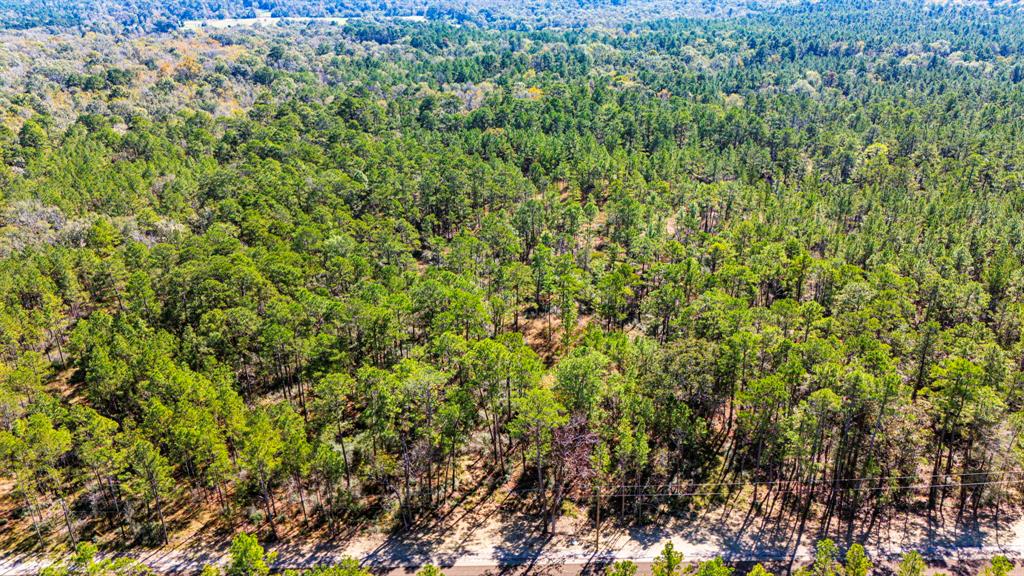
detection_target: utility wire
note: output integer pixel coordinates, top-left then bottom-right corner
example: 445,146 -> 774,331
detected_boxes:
563,469 -> 1024,492
597,478 -> 1024,499
500,470 -> 1024,496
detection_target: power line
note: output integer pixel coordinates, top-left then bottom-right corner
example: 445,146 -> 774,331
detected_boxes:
500,470 -> 1024,496
597,478 -> 1024,499
581,469 -> 1024,492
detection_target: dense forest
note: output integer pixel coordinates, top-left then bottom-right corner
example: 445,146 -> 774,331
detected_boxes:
0,0 -> 771,33
3,0 -> 1024,564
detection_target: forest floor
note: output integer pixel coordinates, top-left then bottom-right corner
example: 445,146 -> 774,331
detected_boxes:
3,468 -> 1024,576
2,369 -> 1022,574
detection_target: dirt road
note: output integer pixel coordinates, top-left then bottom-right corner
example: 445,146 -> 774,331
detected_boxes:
4,513 -> 1024,576
5,487 -> 1024,575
